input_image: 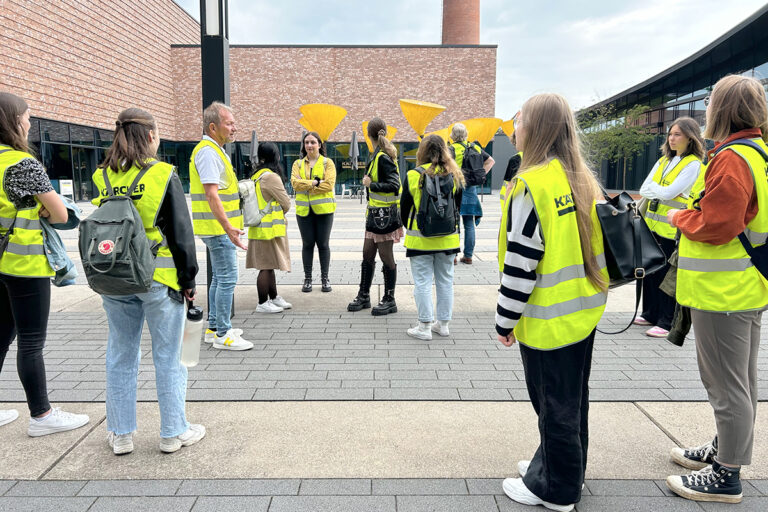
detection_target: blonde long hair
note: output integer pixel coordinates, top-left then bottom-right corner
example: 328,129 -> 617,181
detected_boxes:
367,117 -> 397,160
416,134 -> 465,187
518,93 -> 606,290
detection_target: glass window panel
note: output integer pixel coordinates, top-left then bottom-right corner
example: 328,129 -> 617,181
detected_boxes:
754,61 -> 768,79
70,124 -> 94,146
28,118 -> 41,144
40,120 -> 69,143
95,129 -> 114,148
39,142 -> 71,194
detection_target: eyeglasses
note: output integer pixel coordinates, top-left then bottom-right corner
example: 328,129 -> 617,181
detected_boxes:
512,110 -> 522,127
703,96 -> 711,107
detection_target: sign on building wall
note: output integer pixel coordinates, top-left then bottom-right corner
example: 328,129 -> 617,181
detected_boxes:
60,179 -> 74,200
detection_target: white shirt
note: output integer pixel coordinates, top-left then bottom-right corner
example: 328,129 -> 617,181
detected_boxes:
194,135 -> 231,189
639,156 -> 701,200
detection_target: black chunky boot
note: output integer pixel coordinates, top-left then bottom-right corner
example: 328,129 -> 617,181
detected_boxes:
348,261 -> 375,311
372,265 -> 397,316
321,273 -> 332,292
301,270 -> 312,293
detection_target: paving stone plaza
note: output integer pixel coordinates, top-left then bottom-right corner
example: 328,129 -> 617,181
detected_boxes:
1,198 -> 768,511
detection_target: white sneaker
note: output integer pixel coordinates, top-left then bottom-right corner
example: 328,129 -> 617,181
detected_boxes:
255,300 -> 283,313
431,320 -> 450,337
407,322 -> 432,341
518,460 -> 530,477
28,407 -> 89,437
213,329 -> 254,351
0,409 -> 19,427
159,424 -> 206,453
502,477 -> 574,511
107,431 -> 134,455
271,295 -> 292,309
206,327 -> 242,344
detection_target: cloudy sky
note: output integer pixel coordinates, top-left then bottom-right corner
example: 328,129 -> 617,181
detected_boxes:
174,0 -> 766,117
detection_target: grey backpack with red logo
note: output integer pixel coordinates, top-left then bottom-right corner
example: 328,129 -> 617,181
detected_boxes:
78,162 -> 160,295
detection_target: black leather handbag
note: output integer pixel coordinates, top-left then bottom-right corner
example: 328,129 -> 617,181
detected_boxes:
366,204 -> 402,234
596,191 -> 667,334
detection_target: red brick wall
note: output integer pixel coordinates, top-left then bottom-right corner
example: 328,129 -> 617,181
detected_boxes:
172,45 -> 497,142
0,0 -> 199,138
442,0 -> 480,45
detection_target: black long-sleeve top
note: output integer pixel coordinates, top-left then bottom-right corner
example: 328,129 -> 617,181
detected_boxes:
367,150 -> 401,195
399,168 -> 463,257
155,173 -> 198,290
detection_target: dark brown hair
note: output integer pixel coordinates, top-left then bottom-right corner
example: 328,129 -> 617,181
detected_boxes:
704,75 -> 768,143
416,134 -> 465,187
101,108 -> 158,172
0,92 -> 30,153
367,117 -> 397,160
300,131 -> 326,157
661,116 -> 705,160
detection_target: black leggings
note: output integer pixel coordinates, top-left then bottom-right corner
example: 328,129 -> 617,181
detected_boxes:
296,211 -> 334,276
362,237 -> 396,269
0,274 -> 51,417
257,270 -> 278,304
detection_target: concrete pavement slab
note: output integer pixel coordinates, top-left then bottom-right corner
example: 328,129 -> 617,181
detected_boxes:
0,497 -> 96,512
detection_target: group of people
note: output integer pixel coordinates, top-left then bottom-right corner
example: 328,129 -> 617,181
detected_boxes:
0,72 -> 765,509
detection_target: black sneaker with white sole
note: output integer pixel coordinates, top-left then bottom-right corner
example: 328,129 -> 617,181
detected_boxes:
670,436 -> 717,470
666,461 -> 742,504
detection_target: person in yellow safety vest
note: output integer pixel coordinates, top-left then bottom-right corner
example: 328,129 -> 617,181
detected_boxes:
665,75 -> 768,505
400,134 -> 465,340
189,102 -> 252,352
635,117 -> 704,338
291,131 -> 337,293
93,107 -> 204,455
0,92 -> 90,435
495,94 -> 608,511
245,142 -> 293,314
449,123 -> 495,265
348,117 -> 403,316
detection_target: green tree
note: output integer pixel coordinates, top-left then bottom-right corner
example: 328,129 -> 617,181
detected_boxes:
580,104 -> 655,189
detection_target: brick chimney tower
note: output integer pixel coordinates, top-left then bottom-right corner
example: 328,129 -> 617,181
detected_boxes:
441,0 -> 480,45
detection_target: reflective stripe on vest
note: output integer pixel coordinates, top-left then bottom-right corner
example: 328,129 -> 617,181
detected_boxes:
188,140 -> 243,236
294,156 -> 336,216
367,150 -> 402,208
644,154 -> 701,239
92,160 -> 181,290
403,164 -> 460,252
247,168 -> 286,240
677,139 -> 768,311
0,146 -> 54,277
508,158 -> 608,350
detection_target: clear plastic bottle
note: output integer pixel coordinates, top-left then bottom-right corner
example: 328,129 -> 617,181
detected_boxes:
180,302 -> 204,367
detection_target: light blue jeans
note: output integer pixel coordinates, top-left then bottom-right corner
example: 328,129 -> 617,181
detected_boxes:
203,234 -> 238,335
462,215 -> 481,258
410,252 -> 455,323
102,282 -> 189,437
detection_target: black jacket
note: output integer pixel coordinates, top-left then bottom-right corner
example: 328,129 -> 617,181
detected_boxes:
155,173 -> 198,290
367,150 -> 401,196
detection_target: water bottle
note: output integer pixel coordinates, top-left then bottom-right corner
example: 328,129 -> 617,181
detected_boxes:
180,301 -> 204,367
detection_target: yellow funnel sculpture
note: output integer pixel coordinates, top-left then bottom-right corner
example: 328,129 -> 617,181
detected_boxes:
299,103 -> 347,142
424,125 -> 454,143
362,121 -> 398,152
335,144 -> 350,158
298,116 -> 314,133
501,118 -> 515,137
399,99 -> 446,137
460,118 -> 503,148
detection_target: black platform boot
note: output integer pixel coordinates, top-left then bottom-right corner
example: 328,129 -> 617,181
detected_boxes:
301,269 -> 312,293
348,261 -> 375,311
321,273 -> 332,292
372,265 -> 397,316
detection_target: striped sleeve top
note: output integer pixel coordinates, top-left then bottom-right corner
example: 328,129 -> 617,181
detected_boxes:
495,184 -> 544,337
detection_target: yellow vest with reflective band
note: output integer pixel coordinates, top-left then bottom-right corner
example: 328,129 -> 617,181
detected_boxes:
450,141 -> 481,168
687,162 -> 708,209
91,161 -> 180,290
367,150 -> 402,208
189,140 -> 243,236
403,164 -> 460,252
247,169 -> 286,240
510,158 -> 608,350
498,185 -> 512,273
500,151 -> 522,208
677,139 -> 768,312
644,154 -> 701,239
0,147 -> 54,278
294,157 -> 336,216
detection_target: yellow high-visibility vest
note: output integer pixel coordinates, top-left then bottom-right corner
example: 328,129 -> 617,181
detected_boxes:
247,168 -> 286,240
294,157 -> 336,216
367,149 -> 402,208
189,139 -> 243,236
677,139 -> 768,312
644,154 -> 701,239
91,160 -> 180,290
508,158 -> 608,350
0,146 -> 53,278
403,164 -> 460,252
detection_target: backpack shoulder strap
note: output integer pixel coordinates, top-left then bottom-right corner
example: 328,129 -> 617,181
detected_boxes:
715,139 -> 768,163
126,160 -> 160,197
102,168 -> 115,198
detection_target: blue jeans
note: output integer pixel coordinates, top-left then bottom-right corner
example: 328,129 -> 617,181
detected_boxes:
462,215 -> 480,258
203,235 -> 238,335
410,253 -> 454,323
102,282 -> 189,437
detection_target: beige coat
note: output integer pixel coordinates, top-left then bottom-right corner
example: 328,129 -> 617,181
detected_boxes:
245,171 -> 292,271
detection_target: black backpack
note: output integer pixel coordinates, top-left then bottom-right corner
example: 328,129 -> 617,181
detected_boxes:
415,169 -> 458,237
457,142 -> 486,186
